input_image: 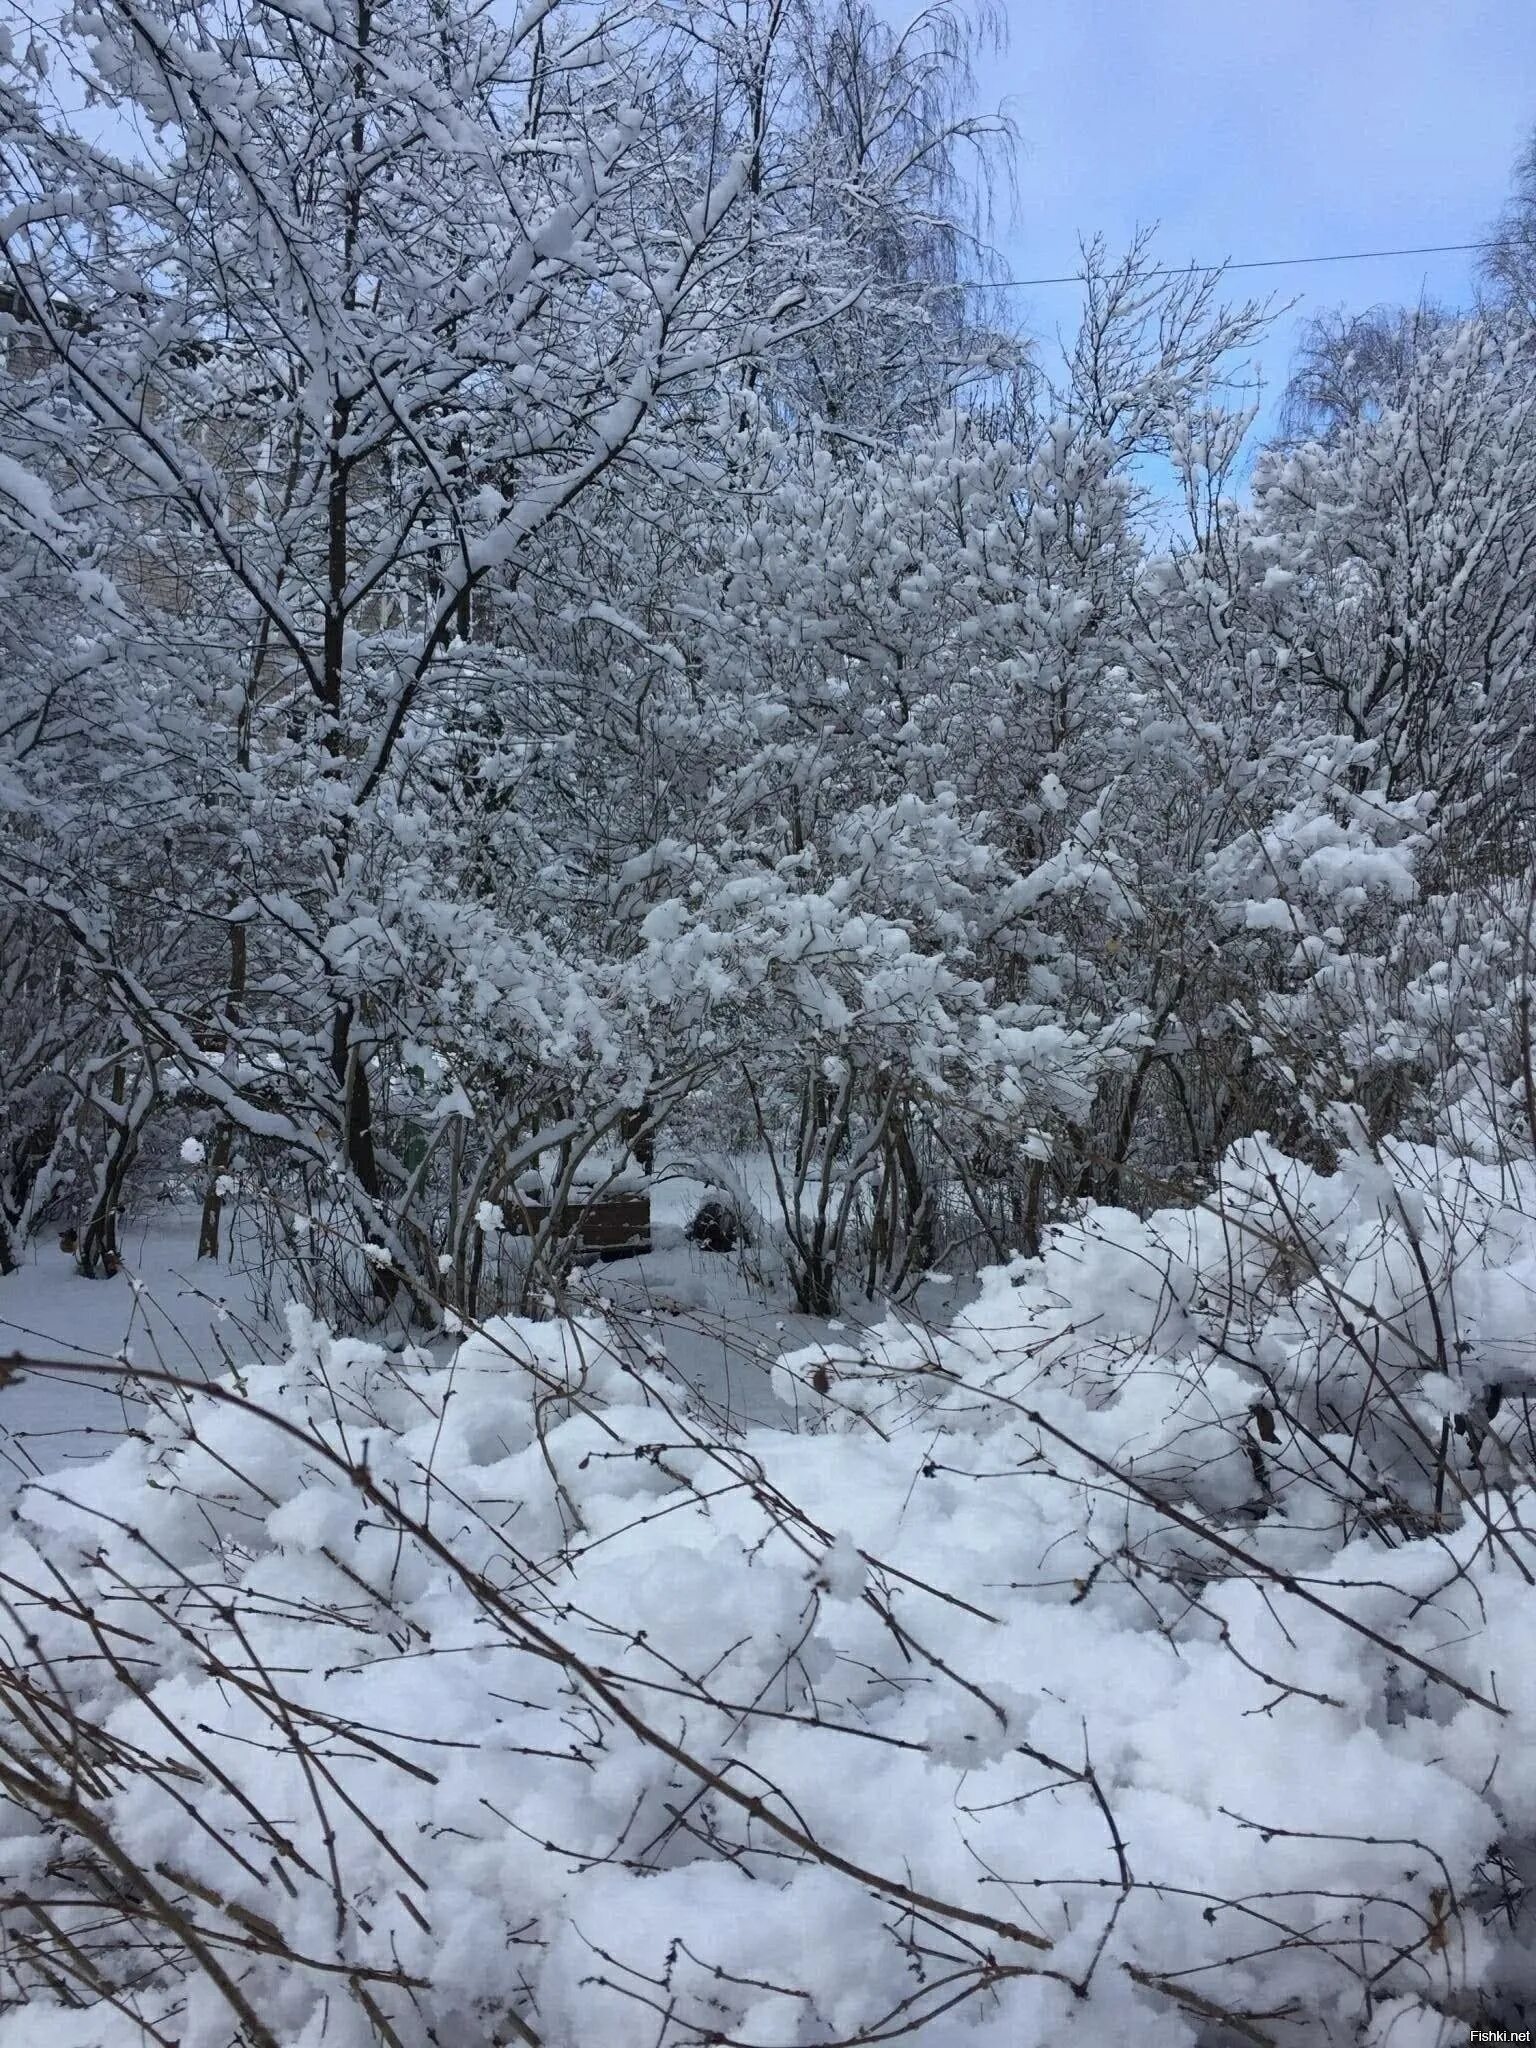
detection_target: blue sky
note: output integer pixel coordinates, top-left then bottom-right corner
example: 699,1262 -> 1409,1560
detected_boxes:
915,0 -> 1536,436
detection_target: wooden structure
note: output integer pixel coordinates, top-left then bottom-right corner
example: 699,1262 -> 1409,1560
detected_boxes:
513,1188 -> 652,1262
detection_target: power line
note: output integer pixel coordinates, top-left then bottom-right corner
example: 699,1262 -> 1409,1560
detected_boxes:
970,239 -> 1496,289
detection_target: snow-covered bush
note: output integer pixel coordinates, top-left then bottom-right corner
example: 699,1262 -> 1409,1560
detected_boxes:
2,1137 -> 1533,2044
686,1190 -> 752,1253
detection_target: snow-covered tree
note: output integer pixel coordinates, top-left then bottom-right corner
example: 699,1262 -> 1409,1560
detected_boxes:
0,0 -> 997,1312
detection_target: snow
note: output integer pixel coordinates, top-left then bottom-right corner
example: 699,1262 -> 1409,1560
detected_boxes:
0,1220 -> 279,1497
0,1142 -> 1532,2043
5,6 -> 1536,2036
0,1167 -> 812,1475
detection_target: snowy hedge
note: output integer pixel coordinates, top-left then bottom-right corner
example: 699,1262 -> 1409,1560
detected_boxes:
1,1138 -> 1534,2045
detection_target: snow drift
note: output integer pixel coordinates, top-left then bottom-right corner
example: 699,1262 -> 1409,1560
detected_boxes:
0,1138 -> 1533,2045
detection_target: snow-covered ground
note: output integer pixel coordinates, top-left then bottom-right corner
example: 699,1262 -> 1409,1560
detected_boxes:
4,1137 -> 1535,2045
0,1216 -> 280,1496
0,1160 -> 915,1484
580,1159 -> 973,1432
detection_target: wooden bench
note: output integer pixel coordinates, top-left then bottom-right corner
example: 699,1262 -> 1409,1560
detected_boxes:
512,1189 -> 652,1262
